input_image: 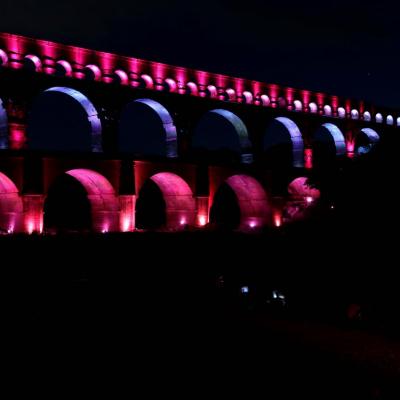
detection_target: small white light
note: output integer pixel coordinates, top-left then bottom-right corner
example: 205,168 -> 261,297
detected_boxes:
249,221 -> 257,228
180,218 -> 186,225
306,196 -> 313,204
241,286 -> 249,294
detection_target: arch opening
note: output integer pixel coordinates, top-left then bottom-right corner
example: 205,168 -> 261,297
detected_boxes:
44,169 -> 119,233
210,175 -> 270,231
0,49 -> 8,66
356,128 -> 380,155
23,55 -> 42,72
263,117 -> 304,168
135,172 -> 195,230
192,109 -> 252,163
0,172 -> 23,233
27,86 -> 102,152
55,60 -> 73,77
119,98 -> 177,158
314,123 -> 346,165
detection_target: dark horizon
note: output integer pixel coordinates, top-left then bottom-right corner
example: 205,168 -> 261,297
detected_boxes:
2,0 -> 400,108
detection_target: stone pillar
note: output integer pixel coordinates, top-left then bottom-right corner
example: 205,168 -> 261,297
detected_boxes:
196,196 -> 209,227
119,195 -> 136,232
23,194 -> 44,234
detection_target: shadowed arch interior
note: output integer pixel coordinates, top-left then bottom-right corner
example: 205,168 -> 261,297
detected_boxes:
0,172 -> 23,233
356,128 -> 380,155
210,174 -> 270,230
27,87 -> 102,152
136,172 -> 196,230
0,98 -> 8,149
118,98 -> 177,158
192,109 -> 253,163
44,169 -> 119,233
263,117 -> 304,168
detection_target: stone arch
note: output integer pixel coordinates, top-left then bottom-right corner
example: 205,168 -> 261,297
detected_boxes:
356,128 -> 380,155
314,123 -> 346,156
0,172 -> 23,233
119,98 -> 177,158
210,174 -> 270,230
135,172 -> 196,230
263,117 -> 304,168
44,169 -> 119,233
0,98 -> 8,149
27,86 -> 102,152
192,109 -> 252,163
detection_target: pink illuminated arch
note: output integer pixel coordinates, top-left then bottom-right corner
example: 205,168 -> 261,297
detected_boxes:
211,174 -> 270,230
44,87 -> 102,152
148,172 -> 196,229
225,88 -> 236,101
363,111 -> 371,121
376,113 -> 383,123
65,169 -> 119,232
0,171 -> 23,233
338,107 -> 346,118
55,60 -> 73,77
242,91 -> 253,104
0,98 -> 8,149
351,109 -> 359,120
264,117 -> 304,168
0,49 -> 8,66
140,74 -> 154,89
309,102 -> 318,113
288,177 -> 320,200
315,123 -> 346,156
84,64 -> 102,81
113,69 -> 129,85
186,82 -> 199,96
293,100 -> 303,111
206,85 -> 218,98
260,94 -> 271,106
24,55 -> 42,72
324,105 -> 332,116
164,78 -> 177,92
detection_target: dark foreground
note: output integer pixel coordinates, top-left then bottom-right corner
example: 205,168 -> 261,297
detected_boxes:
2,225 -> 400,398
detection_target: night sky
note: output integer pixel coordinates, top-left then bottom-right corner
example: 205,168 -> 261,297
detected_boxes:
2,0 -> 400,107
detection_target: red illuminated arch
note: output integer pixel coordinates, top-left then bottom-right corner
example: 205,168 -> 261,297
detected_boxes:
211,174 -> 270,230
65,169 -> 119,232
0,172 -> 23,233
139,172 -> 196,230
0,98 -> 8,149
